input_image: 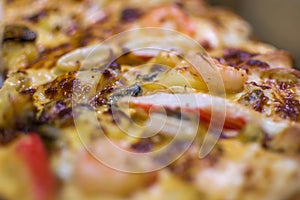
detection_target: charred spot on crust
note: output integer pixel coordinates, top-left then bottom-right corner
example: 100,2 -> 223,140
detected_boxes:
89,64 -> 123,107
3,25 -> 37,42
59,78 -> 74,92
39,100 -> 67,122
121,8 -> 142,23
263,79 -> 300,121
277,81 -> 292,90
239,59 -> 270,72
39,100 -> 73,126
224,49 -> 255,61
45,87 -> 58,97
30,43 -> 73,70
249,82 -> 271,90
20,88 -> 37,95
23,9 -> 48,23
102,69 -> 114,78
58,107 -> 72,118
43,72 -> 77,99
246,59 -> 269,68
89,87 -> 115,107
275,98 -> 300,121
222,48 -> 257,66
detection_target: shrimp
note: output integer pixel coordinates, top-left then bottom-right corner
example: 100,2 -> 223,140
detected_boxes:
140,5 -> 196,37
119,92 -> 250,130
72,139 -> 156,196
212,59 -> 247,94
119,92 -> 300,152
172,59 -> 248,94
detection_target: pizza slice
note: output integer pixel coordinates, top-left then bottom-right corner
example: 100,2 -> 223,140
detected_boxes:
1,0 -> 300,200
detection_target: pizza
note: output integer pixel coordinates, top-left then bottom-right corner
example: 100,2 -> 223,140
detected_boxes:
1,0 -> 300,199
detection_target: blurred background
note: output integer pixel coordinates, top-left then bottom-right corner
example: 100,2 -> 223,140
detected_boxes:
210,0 -> 300,68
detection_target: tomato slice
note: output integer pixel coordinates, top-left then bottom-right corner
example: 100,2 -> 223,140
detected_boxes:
15,133 -> 56,200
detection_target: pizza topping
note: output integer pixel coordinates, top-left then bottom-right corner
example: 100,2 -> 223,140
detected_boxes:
238,89 -> 268,112
55,44 -> 112,73
120,91 -> 300,153
3,25 -> 37,42
137,72 -> 159,82
73,139 -> 157,196
0,133 -> 57,200
220,66 -> 247,93
140,5 -> 196,36
141,112 -> 198,140
15,133 -> 57,200
108,83 -> 142,105
213,60 -> 247,93
119,92 -> 250,130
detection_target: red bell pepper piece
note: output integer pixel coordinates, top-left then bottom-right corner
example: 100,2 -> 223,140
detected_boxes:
15,133 -> 57,200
